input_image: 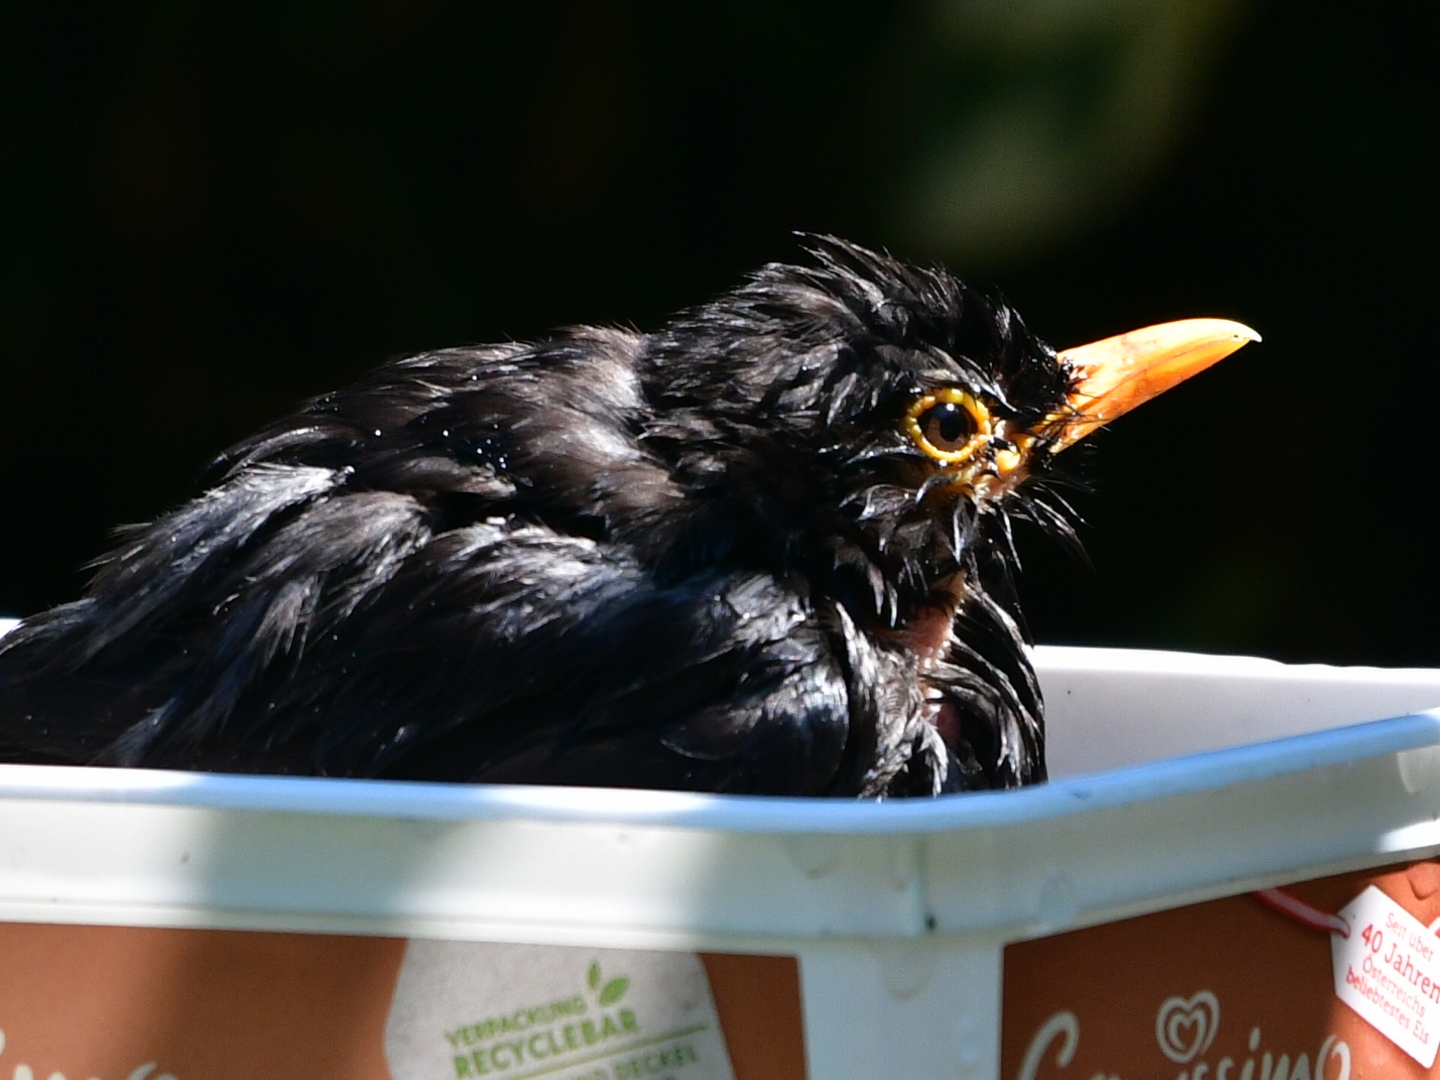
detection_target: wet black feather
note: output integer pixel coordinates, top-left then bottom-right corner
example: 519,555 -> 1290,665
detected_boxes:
0,238 -> 1076,796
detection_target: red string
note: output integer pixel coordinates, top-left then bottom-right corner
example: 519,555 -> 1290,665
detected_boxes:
1252,887 -> 1351,937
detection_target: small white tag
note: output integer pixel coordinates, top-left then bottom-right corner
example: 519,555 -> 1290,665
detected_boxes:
1332,885 -> 1440,1066
385,940 -> 738,1080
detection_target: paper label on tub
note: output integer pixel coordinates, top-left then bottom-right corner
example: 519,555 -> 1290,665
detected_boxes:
384,941 -> 738,1080
1332,885 -> 1440,1066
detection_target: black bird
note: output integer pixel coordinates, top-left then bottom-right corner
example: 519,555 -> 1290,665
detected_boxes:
0,239 -> 1255,796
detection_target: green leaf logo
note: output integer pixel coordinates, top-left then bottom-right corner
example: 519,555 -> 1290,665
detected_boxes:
598,977 -> 630,1006
583,962 -> 630,1006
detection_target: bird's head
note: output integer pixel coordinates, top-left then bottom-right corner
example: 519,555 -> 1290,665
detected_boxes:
640,237 -> 1256,630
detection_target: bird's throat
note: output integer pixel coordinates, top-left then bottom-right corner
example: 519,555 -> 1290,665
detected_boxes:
887,576 -> 967,750
894,594 -> 960,672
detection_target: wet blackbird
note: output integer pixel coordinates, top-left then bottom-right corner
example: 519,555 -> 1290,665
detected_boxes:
0,238 -> 1255,796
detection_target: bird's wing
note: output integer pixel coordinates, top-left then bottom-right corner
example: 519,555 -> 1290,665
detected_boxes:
0,468 -> 865,795
267,523 -> 863,794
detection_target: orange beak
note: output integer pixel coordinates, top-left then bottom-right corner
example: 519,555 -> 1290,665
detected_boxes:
1051,318 -> 1260,451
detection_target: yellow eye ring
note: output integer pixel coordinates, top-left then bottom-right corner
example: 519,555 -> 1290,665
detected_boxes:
904,388 -> 992,466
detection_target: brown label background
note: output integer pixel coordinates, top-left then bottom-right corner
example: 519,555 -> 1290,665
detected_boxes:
0,924 -> 804,1080
1002,860 -> 1440,1080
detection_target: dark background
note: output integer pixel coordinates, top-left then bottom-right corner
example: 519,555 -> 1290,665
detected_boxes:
0,2 -> 1435,664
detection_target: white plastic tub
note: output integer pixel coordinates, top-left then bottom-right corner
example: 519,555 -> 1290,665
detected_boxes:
2,624 -> 1440,1079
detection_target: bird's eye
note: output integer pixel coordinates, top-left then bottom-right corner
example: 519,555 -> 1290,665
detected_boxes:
921,403 -> 973,450
904,389 -> 991,465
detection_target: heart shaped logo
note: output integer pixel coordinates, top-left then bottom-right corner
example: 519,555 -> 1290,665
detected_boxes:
1155,991 -> 1220,1064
